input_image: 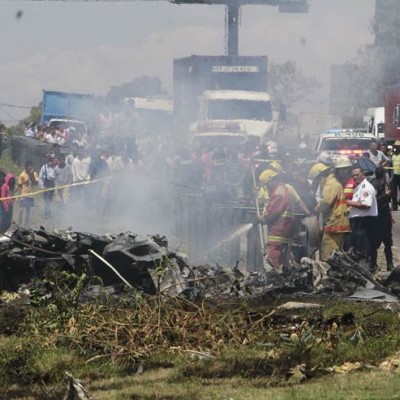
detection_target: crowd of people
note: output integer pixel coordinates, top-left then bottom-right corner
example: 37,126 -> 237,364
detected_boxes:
0,140 -> 138,232
24,122 -> 89,147
257,138 -> 397,274
4,125 -> 400,274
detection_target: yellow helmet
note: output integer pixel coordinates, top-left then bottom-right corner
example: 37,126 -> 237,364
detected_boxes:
269,160 -> 284,173
259,169 -> 279,185
395,140 -> 400,146
334,155 -> 352,169
308,162 -> 330,181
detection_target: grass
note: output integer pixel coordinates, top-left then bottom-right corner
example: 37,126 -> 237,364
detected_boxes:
1,298 -> 400,399
85,369 -> 400,400
3,367 -> 400,400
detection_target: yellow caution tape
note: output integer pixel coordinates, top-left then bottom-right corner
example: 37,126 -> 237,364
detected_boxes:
1,178 -> 105,201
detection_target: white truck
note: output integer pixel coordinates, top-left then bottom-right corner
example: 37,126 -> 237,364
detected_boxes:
173,55 -> 279,147
193,90 -> 278,146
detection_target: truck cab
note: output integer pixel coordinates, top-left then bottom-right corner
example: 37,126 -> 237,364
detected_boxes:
194,90 -> 277,146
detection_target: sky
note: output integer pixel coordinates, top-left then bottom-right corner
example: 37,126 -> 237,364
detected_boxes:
0,0 -> 375,123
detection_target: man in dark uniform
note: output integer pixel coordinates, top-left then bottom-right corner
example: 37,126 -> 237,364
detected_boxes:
371,167 -> 394,271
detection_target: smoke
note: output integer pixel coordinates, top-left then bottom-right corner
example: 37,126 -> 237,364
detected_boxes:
54,169 -> 175,238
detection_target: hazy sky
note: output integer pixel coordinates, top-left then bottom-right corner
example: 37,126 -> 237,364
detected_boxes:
0,0 -> 375,123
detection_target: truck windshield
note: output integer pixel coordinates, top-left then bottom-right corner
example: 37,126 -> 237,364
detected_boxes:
207,100 -> 272,121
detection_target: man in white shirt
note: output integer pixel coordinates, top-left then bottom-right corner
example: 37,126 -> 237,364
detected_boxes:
24,123 -> 36,138
71,146 -> 91,202
367,139 -> 390,167
44,128 -> 57,144
346,165 -> 378,271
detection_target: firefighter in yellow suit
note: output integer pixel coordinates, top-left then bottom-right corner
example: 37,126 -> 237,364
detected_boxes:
312,163 -> 351,261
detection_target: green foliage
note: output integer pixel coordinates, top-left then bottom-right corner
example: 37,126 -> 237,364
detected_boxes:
107,76 -> 167,100
30,271 -> 91,314
0,147 -> 21,176
269,61 -> 321,109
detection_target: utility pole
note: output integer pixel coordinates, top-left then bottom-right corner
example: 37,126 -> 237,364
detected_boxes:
173,0 -> 309,56
227,0 -> 240,56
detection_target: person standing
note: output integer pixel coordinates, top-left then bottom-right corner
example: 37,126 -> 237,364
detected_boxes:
89,149 -> 110,213
367,139 -> 390,167
39,154 -> 57,219
0,172 -> 16,232
391,140 -> 400,210
71,146 -> 91,202
24,122 -> 36,138
371,167 -> 394,271
259,169 -> 297,273
17,161 -> 39,226
334,156 -> 355,200
54,154 -> 72,206
346,165 -> 378,271
314,164 -> 350,261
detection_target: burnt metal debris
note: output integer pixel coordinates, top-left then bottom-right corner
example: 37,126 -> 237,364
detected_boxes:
0,226 -> 398,302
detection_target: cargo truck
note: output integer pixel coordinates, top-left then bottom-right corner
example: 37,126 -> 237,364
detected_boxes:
40,90 -> 98,134
173,55 -> 278,145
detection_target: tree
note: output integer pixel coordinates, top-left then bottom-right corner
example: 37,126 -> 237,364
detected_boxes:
5,104 -> 42,136
268,61 -> 321,110
106,76 -> 167,100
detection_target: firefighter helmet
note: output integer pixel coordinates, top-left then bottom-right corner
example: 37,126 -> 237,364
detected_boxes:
308,162 -> 330,181
269,160 -> 284,173
334,156 -> 352,169
259,169 -> 279,185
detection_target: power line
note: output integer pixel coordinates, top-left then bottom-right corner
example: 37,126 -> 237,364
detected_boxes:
0,103 -> 32,110
0,107 -> 19,124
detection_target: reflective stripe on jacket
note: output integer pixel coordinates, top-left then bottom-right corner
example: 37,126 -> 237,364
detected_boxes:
344,176 -> 356,201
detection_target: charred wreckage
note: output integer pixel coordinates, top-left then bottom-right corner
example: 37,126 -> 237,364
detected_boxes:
0,226 -> 399,304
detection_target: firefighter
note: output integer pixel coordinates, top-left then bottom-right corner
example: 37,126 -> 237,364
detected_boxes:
258,169 -> 298,273
314,162 -> 350,261
308,162 -> 331,202
334,156 -> 355,200
258,161 -> 283,203
259,161 -> 311,215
